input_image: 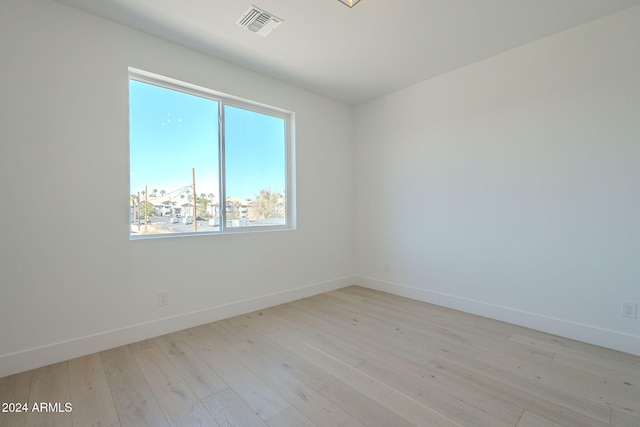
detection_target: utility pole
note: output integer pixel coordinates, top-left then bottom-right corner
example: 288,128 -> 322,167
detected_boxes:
137,192 -> 141,231
192,168 -> 197,232
145,185 -> 148,233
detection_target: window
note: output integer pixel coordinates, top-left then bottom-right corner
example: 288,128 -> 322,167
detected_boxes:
129,68 -> 294,239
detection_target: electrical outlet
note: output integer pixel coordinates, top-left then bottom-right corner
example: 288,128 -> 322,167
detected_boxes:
158,291 -> 169,306
622,301 -> 637,318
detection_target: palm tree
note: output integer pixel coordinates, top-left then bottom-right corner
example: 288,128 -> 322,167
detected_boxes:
130,194 -> 137,222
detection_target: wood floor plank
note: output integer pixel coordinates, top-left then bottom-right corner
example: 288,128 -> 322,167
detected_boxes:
31,361 -> 69,382
611,407 -> 640,427
274,301 -> 439,367
274,305 -> 433,377
302,294 -> 473,359
68,353 -> 119,427
132,347 -> 218,427
177,327 -> 290,421
198,323 -> 245,348
127,338 -> 158,354
100,345 -> 169,427
339,286 -> 521,338
201,387 -> 267,427
327,289 -> 530,358
0,371 -> 32,427
218,318 -> 337,391
25,367 -> 72,427
417,359 -> 524,425
224,341 -> 366,427
269,331 -> 462,426
516,410 -> 564,427
474,350 -> 623,420
509,332 -> 640,372
356,357 -> 513,427
268,306 -> 370,366
479,348 -> 640,416
319,379 -> 414,427
552,351 -> 640,388
427,357 -> 611,427
153,333 -> 227,400
265,406 -> 315,427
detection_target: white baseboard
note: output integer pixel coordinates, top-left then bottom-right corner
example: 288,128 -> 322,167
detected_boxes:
0,276 -> 354,378
356,276 -> 640,357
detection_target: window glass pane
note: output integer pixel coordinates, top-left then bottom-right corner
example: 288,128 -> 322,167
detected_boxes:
129,80 -> 220,235
224,105 -> 287,228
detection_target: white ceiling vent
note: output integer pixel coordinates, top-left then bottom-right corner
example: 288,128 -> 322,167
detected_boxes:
236,5 -> 282,37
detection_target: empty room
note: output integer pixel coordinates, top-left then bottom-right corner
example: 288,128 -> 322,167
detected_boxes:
1,0 -> 639,426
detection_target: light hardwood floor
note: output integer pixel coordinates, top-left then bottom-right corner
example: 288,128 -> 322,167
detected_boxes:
1,286 -> 639,426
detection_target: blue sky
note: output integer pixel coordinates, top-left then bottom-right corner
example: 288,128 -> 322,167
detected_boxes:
129,80 -> 286,201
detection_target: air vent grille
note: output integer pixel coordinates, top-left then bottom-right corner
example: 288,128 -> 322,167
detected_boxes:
236,5 -> 283,37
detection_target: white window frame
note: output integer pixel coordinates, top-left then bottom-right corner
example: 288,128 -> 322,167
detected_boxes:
128,67 -> 295,239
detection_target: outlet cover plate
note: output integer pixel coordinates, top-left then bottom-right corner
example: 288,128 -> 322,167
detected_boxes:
158,291 -> 169,306
622,301 -> 637,318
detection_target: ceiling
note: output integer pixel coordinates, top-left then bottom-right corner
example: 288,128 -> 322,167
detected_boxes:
54,0 -> 640,105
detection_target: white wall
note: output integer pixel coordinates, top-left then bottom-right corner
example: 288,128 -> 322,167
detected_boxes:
355,6 -> 640,355
0,0 -> 354,377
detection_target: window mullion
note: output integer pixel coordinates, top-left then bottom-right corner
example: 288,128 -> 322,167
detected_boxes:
218,102 -> 226,232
